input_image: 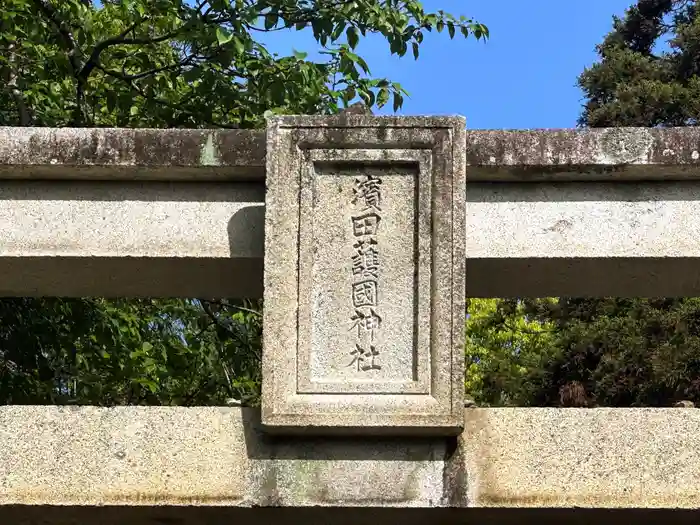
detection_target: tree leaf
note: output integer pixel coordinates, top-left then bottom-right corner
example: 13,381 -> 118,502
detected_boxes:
393,91 -> 403,112
346,26 -> 359,49
232,36 -> 245,54
355,54 -> 370,74
264,12 -> 278,30
377,86 -> 389,107
216,27 -> 233,45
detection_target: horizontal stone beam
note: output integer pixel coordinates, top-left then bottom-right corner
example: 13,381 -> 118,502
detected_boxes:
2,178 -> 700,297
0,126 -> 267,181
0,406 -> 697,520
0,180 -> 264,298
465,127 -> 700,180
4,126 -> 700,181
466,180 -> 700,297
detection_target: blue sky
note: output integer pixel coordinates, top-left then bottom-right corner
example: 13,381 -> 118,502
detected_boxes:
259,1 -> 636,129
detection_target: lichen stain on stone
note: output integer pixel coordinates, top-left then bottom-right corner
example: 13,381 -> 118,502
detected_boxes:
466,128 -> 669,171
199,133 -> 221,167
93,128 -> 136,165
254,463 -> 282,507
466,130 -> 598,167
474,491 -> 595,508
598,128 -> 654,164
3,489 -> 245,506
474,489 -> 700,509
441,434 -> 469,507
108,491 -> 246,505
543,219 -> 573,235
401,464 -> 423,502
307,463 -> 416,505
24,128 -> 75,165
536,130 -> 585,166
18,128 -> 136,166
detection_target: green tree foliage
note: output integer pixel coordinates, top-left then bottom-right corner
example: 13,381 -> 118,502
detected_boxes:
579,0 -> 700,127
0,298 -> 263,406
0,0 -> 486,405
465,299 -> 557,406
1,0 -> 487,128
522,298 -> 700,407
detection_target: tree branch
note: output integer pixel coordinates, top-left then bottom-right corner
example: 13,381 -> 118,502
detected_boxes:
78,17 -> 151,81
198,300 -> 237,396
81,0 -> 212,82
32,0 -> 81,75
4,44 -> 31,126
111,62 -> 183,82
95,63 -> 240,129
205,299 -> 262,317
199,300 -> 241,340
32,0 -> 87,125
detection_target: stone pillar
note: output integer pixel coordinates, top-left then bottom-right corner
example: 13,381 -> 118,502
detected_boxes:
262,114 -> 466,435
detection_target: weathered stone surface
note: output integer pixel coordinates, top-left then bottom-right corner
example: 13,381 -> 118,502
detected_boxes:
0,406 -> 446,508
463,408 -> 700,508
0,126 -> 266,180
465,180 -> 700,297
4,179 -> 700,298
0,180 -> 264,297
262,115 -> 466,435
6,124 -> 700,524
6,126 -> 700,183
466,127 -> 700,180
0,406 -> 250,506
5,125 -> 700,299
3,406 -> 700,514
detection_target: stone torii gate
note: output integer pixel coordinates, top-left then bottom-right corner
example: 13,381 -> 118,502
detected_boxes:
1,118 -> 700,524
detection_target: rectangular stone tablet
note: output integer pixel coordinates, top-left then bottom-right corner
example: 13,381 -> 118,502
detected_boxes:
262,114 -> 466,435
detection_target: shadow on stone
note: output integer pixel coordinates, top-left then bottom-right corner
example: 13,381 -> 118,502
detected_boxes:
466,180 -> 700,203
228,204 -> 265,260
4,506 -> 700,525
239,407 -> 448,462
0,179 -> 264,202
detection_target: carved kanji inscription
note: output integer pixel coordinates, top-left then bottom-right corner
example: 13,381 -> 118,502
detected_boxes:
262,115 -> 466,435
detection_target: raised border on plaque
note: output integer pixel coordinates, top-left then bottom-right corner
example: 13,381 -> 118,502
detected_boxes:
262,115 -> 466,436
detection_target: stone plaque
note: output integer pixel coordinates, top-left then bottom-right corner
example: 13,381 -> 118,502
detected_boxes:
262,115 -> 466,435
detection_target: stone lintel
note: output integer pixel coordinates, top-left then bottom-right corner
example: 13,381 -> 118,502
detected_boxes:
4,126 -> 700,182
1,178 -> 700,298
262,115 -> 466,435
466,127 -> 700,180
0,179 -> 264,298
0,126 -> 266,181
2,406 -> 700,514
